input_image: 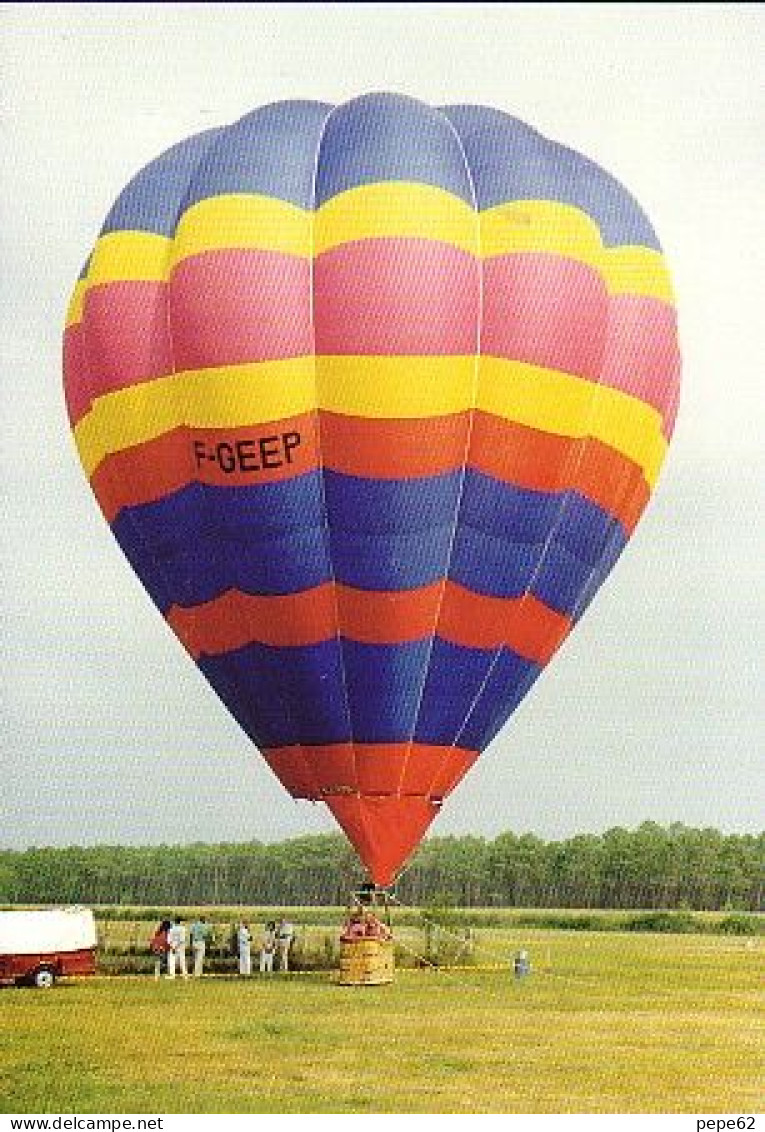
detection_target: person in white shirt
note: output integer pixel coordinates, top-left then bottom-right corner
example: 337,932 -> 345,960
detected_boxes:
166,918 -> 188,979
275,918 -> 295,972
237,922 -> 252,976
259,921 -> 277,974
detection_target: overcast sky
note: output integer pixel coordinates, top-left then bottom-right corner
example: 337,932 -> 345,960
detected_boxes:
2,3 -> 763,852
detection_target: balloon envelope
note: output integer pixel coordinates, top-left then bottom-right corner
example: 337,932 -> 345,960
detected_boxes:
63,94 -> 680,885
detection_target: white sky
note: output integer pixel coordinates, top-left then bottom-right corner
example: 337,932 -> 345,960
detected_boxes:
1,3 -> 763,850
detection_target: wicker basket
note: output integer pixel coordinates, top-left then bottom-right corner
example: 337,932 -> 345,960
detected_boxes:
337,937 -> 394,985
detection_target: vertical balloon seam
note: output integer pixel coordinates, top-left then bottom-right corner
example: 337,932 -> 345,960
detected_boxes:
451,134 -> 643,754
423,114 -> 558,760
416,112 -> 559,760
309,99 -> 360,801
215,103 -> 338,791
394,103 -> 484,802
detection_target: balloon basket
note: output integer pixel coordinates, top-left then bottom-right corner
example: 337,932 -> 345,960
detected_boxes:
336,938 -> 394,986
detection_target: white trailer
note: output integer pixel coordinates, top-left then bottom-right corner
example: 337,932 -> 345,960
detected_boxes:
0,907 -> 97,987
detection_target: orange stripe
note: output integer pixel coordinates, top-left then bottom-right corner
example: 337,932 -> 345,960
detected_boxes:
336,583 -> 442,643
469,413 -> 649,533
91,410 -> 647,533
262,742 -> 478,801
166,585 -> 337,655
320,410 -> 470,478
91,415 -> 318,522
261,746 -> 323,799
438,583 -> 571,662
167,580 -> 570,661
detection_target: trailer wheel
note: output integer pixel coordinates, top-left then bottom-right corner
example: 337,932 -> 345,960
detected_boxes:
31,966 -> 56,989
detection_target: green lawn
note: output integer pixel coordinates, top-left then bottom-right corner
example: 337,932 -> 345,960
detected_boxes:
1,930 -> 761,1114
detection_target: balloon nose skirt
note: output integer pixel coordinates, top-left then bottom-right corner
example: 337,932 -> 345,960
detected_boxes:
325,794 -> 441,887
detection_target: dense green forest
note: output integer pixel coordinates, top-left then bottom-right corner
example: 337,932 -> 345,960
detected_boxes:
2,823 -> 762,911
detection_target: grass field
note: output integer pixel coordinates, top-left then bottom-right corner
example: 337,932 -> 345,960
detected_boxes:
1,928 -> 762,1114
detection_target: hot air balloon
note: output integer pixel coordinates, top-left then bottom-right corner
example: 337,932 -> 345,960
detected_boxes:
63,94 -> 680,889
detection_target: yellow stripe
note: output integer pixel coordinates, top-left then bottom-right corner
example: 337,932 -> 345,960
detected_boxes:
172,194 -> 312,264
74,355 -> 665,485
75,195 -> 673,305
314,183 -> 478,256
317,355 -> 476,417
481,201 -> 603,267
602,246 -> 674,302
73,358 -> 317,475
478,358 -> 666,485
481,200 -> 674,302
87,231 -> 172,286
65,279 -> 87,328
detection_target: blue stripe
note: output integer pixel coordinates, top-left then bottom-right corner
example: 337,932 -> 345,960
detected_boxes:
324,468 -> 462,532
457,647 -> 542,750
328,527 -> 452,591
460,474 -> 627,566
196,636 -> 545,749
199,639 -> 351,748
413,638 -> 495,745
341,639 -> 432,742
460,470 -> 562,543
315,93 -> 475,207
198,637 -> 542,749
449,525 -> 627,614
97,97 -> 660,250
441,104 -> 661,250
100,129 -> 223,237
110,472 -> 628,613
182,100 -> 333,212
571,523 -> 626,619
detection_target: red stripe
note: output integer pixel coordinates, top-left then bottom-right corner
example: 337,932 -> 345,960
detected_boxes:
263,742 -> 477,801
90,411 -> 648,533
166,584 -> 337,655
469,413 -> 650,533
261,746 -> 323,799
482,253 -> 608,380
91,415 -> 319,522
397,744 -> 477,798
165,581 -> 569,661
325,794 -> 440,887
336,583 -> 443,644
320,411 -> 470,479
437,583 -> 571,662
428,746 -> 480,799
314,238 -> 480,355
169,249 -> 313,369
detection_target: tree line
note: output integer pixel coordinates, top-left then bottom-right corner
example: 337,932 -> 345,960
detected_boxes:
0,822 -> 762,911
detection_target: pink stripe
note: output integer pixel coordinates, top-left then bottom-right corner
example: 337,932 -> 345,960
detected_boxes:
81,280 -> 173,401
63,322 -> 89,425
662,379 -> 681,440
314,238 -> 480,355
482,253 -> 608,380
169,249 -> 313,369
601,295 -> 680,426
